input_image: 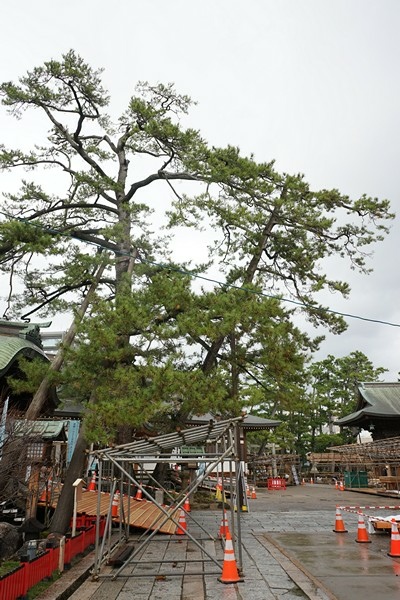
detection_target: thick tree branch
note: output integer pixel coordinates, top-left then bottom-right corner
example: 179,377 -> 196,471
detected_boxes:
125,170 -> 200,201
38,102 -> 112,182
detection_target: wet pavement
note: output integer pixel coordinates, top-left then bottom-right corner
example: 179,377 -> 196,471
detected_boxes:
264,531 -> 400,599
37,484 -> 400,600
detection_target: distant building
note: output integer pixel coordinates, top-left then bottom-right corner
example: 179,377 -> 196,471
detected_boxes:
0,320 -> 58,414
335,382 -> 400,440
40,330 -> 65,360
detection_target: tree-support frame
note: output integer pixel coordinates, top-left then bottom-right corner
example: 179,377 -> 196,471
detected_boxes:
90,417 -> 246,581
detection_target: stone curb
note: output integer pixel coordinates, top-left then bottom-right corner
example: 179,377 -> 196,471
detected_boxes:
35,550 -> 96,600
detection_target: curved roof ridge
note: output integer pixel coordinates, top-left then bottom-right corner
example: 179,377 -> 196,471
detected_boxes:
0,336 -> 49,377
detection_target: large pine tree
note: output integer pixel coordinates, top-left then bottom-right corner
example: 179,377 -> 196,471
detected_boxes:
0,51 -> 393,532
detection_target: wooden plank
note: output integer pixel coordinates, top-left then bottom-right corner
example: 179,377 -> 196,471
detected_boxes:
45,490 -> 178,534
108,542 -> 135,566
372,520 -> 399,530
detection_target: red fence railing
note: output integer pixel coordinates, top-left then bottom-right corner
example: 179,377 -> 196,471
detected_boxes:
0,564 -> 25,600
0,518 -> 106,600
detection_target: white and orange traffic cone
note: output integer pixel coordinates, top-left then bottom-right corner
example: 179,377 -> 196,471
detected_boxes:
135,487 -> 143,501
218,510 -> 229,539
388,520 -> 400,557
88,472 -> 97,492
335,480 -> 339,490
39,479 -> 52,503
310,478 -> 314,485
112,490 -> 120,518
339,480 -> 344,492
176,508 -> 187,535
355,511 -> 371,543
333,507 -> 348,533
218,529 -> 243,584
251,486 -> 257,500
184,495 -> 191,513
246,485 -> 251,499
301,478 -> 305,486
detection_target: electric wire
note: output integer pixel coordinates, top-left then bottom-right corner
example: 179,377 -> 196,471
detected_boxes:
0,210 -> 399,328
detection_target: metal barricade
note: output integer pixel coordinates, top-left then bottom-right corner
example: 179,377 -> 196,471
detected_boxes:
267,477 -> 286,490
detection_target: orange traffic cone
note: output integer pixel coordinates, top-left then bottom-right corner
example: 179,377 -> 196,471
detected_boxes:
339,480 -> 344,491
251,486 -> 257,500
39,479 -> 52,503
355,512 -> 371,543
218,510 -> 229,538
335,480 -> 339,490
333,507 -> 348,533
184,495 -> 191,512
176,508 -> 187,535
301,478 -> 305,485
388,520 -> 400,557
112,490 -> 120,518
218,529 -> 243,584
310,478 -> 314,485
88,472 -> 97,492
246,485 -> 251,499
135,487 -> 143,501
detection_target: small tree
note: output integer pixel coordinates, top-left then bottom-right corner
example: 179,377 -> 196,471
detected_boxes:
309,352 -> 388,424
0,409 -> 47,514
313,433 -> 346,453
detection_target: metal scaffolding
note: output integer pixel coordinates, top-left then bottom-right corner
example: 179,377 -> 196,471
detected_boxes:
89,416 -> 246,581
323,436 -> 400,491
328,436 -> 400,467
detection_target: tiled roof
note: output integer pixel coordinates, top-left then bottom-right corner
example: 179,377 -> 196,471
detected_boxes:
14,419 -> 67,440
0,336 -> 49,377
336,382 -> 400,426
0,319 -> 51,330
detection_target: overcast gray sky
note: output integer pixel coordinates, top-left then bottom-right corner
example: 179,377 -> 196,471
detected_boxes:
1,0 -> 399,379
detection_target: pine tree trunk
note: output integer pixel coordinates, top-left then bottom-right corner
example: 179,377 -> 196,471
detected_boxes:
49,391 -> 96,535
25,262 -> 106,420
49,426 -> 89,535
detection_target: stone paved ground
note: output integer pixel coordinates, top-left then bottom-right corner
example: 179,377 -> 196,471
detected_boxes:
38,484 -> 400,600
